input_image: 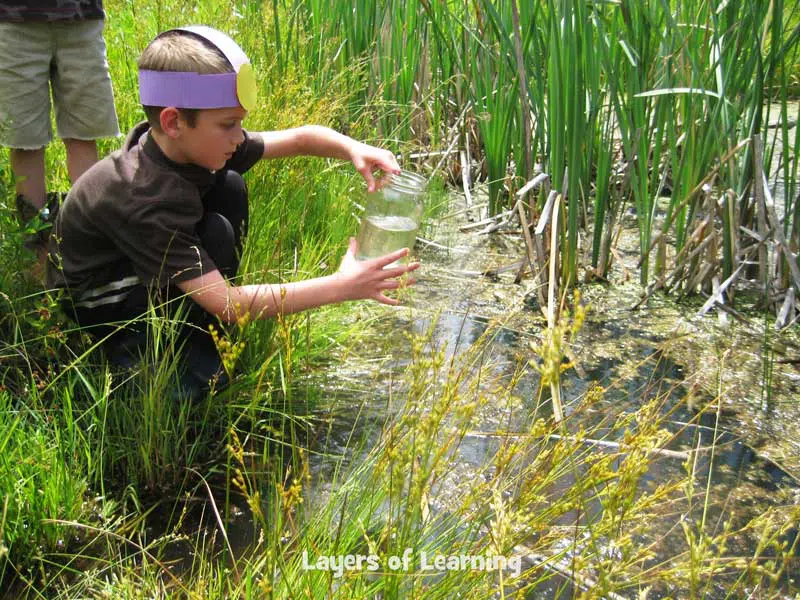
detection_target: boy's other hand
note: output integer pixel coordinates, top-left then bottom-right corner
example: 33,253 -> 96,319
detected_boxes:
336,238 -> 419,305
349,142 -> 401,193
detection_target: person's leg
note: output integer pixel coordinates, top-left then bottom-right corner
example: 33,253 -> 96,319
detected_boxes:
201,169 -> 249,265
185,211 -> 238,393
0,22 -> 55,215
197,212 -> 238,279
71,282 -> 223,401
165,169 -> 250,396
160,287 -> 227,400
179,323 -> 229,398
51,19 -> 119,170
12,145 -> 55,277
63,138 -> 99,183
10,148 -> 47,211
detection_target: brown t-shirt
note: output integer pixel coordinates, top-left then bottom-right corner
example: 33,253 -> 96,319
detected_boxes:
0,1 -> 104,22
47,122 -> 264,307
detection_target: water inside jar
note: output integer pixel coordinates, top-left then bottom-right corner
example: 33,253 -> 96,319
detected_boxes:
356,170 -> 427,262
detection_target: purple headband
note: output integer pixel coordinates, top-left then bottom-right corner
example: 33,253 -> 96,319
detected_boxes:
138,26 -> 257,111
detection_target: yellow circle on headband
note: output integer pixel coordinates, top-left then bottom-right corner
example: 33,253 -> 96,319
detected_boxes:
236,63 -> 257,111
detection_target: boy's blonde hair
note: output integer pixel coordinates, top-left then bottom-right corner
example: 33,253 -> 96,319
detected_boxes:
138,30 -> 233,129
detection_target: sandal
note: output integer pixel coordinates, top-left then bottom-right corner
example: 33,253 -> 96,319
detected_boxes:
15,192 -> 64,250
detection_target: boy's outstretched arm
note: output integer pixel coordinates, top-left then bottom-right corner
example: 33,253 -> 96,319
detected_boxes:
176,239 -> 419,323
256,126 -> 400,191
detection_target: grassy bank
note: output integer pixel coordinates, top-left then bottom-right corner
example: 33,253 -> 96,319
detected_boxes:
0,0 -> 376,587
1,0 -> 799,598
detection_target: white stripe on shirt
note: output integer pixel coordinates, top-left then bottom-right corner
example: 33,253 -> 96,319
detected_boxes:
74,290 -> 135,309
80,275 -> 141,301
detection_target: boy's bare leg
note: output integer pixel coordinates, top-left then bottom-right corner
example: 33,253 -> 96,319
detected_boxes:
10,147 -> 47,210
64,138 -> 98,183
12,141 -> 98,282
10,147 -> 49,281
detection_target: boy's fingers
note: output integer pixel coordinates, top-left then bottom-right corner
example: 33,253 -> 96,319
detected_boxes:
375,293 -> 400,306
380,262 -> 419,280
375,247 -> 409,268
381,152 -> 401,174
361,168 -> 377,192
347,237 -> 358,255
378,271 -> 417,290
381,266 -> 411,279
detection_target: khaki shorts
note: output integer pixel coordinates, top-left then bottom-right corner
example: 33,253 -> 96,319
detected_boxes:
0,20 -> 120,149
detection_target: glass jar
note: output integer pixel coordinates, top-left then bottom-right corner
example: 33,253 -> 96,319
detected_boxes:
356,170 -> 427,261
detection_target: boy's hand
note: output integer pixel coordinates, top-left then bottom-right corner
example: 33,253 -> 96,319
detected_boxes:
349,142 -> 401,193
336,238 -> 419,305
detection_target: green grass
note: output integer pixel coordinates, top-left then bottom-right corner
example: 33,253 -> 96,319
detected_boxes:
9,313 -> 799,598
0,390 -> 88,579
1,0 -> 799,597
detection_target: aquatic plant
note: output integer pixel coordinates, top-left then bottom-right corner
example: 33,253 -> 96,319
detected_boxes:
271,0 -> 800,311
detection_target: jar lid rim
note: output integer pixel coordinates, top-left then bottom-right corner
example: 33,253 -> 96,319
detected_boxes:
387,170 -> 427,192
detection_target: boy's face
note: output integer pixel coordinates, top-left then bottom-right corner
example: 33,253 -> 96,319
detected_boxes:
175,107 -> 248,171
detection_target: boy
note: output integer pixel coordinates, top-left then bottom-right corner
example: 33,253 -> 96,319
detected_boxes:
47,26 -> 419,395
0,1 -> 119,252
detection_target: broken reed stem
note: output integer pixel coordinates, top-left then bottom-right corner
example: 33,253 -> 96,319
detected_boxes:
430,101 -> 471,181
516,198 -> 538,284
547,192 -> 563,424
640,138 -> 751,266
547,195 -> 561,329
515,172 -> 551,302
761,170 -> 800,295
753,134 -> 770,289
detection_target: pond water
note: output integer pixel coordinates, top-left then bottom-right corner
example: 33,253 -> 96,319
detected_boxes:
301,187 -> 800,597
765,100 -> 798,220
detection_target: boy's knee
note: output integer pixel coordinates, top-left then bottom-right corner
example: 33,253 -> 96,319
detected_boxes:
197,212 -> 237,278
218,170 -> 248,206
206,169 -> 249,248
220,169 -> 246,190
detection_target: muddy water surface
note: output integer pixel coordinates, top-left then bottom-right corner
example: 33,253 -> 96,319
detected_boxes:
304,187 -> 800,597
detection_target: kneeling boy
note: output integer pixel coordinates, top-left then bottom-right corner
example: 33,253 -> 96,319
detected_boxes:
47,26 -> 418,394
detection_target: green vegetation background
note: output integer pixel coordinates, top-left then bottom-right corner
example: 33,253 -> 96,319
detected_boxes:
1,0 -> 799,597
